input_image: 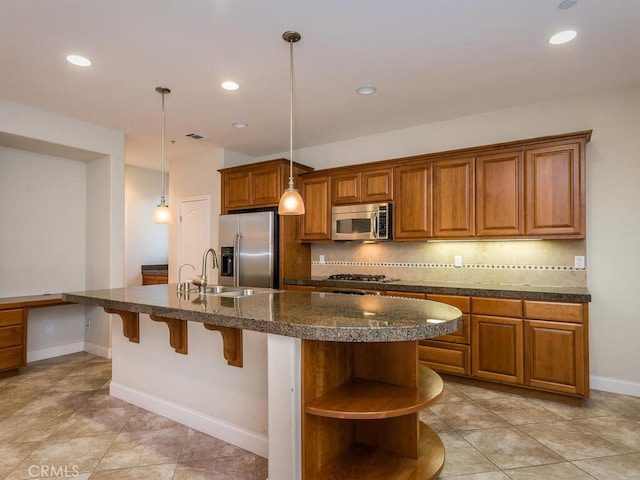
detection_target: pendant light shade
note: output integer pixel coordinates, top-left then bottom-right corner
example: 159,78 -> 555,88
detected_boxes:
278,31 -> 305,215
152,86 -> 173,224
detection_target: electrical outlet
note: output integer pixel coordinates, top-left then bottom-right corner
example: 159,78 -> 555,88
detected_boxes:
575,256 -> 586,270
45,324 -> 53,335
85,319 -> 91,329
319,255 -> 325,264
454,255 -> 463,268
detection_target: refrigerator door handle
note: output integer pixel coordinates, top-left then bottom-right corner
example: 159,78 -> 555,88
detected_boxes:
234,233 -> 242,287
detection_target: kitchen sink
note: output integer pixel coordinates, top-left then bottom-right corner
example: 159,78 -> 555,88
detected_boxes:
199,286 -> 276,297
202,286 -> 234,294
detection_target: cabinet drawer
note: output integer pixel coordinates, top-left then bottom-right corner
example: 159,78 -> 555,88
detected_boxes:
472,297 -> 522,317
419,341 -> 470,376
0,309 -> 24,327
0,345 -> 24,371
0,325 -> 23,348
431,314 -> 470,344
426,294 -> 470,313
524,301 -> 585,323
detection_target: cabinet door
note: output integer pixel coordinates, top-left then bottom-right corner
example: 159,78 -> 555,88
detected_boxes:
331,172 -> 360,205
224,170 -> 252,210
476,151 -> 524,237
524,320 -> 585,395
472,315 -> 523,384
394,163 -> 430,239
251,165 -> 282,206
300,175 -> 331,241
361,167 -> 393,202
432,157 -> 474,238
525,142 -> 585,237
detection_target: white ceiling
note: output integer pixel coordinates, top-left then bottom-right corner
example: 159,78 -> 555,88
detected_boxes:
1,0 -> 639,171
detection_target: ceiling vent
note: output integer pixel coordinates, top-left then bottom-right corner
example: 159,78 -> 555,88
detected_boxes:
186,133 -> 205,140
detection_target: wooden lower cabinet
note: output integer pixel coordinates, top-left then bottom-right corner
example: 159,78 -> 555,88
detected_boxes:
524,320 -> 585,395
0,308 -> 27,373
419,341 -> 470,376
472,315 -> 523,385
142,274 -> 168,285
302,339 -> 446,479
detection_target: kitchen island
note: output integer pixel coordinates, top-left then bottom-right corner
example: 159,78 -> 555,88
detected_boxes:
63,285 -> 460,480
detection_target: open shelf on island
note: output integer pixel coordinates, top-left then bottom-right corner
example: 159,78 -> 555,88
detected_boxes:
302,339 -> 447,480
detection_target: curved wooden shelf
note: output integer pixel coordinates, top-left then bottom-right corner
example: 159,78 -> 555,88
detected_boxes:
305,364 -> 443,419
307,422 -> 445,480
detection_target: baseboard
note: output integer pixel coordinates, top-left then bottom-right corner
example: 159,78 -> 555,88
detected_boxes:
27,341 -> 111,363
591,375 -> 640,398
27,341 -> 85,362
109,381 -> 268,457
84,342 -> 112,359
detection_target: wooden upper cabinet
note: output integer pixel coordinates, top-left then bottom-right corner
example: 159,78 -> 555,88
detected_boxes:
476,151 -> 524,237
300,175 -> 332,241
525,141 -> 585,237
251,165 -> 282,206
394,163 -> 431,240
223,169 -> 252,210
332,171 -> 360,204
432,157 -> 474,238
332,167 -> 393,204
219,159 -> 313,213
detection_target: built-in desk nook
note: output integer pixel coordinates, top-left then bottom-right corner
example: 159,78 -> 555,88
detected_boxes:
0,294 -> 70,377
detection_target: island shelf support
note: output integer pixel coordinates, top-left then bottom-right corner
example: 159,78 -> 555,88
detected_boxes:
149,315 -> 188,354
104,308 -> 139,343
203,324 -> 244,367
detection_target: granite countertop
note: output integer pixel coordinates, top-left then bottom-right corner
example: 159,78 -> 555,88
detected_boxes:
284,277 -> 591,303
141,264 -> 168,276
62,284 -> 461,343
0,293 -> 68,309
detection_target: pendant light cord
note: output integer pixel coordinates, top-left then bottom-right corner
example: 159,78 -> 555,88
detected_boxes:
160,90 -> 166,202
288,36 -> 295,188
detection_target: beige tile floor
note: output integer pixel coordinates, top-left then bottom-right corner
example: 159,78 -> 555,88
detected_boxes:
1,353 -> 640,479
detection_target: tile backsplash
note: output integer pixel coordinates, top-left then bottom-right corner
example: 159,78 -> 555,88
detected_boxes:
311,240 -> 586,288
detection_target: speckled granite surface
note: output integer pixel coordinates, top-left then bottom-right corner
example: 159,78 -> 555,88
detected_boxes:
284,277 -> 591,302
62,284 -> 461,342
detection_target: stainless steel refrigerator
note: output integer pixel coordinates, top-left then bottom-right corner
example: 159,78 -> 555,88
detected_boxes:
218,211 -> 278,289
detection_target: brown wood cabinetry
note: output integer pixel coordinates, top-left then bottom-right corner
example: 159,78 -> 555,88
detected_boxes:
332,167 -> 393,205
219,159 -> 313,213
299,175 -> 332,241
394,162 -> 431,240
295,130 -> 590,242
524,301 -> 587,396
420,294 -> 471,376
0,309 -> 26,373
142,274 -> 168,285
471,298 -> 523,384
432,157 -> 475,238
525,141 -> 585,237
476,151 -> 524,236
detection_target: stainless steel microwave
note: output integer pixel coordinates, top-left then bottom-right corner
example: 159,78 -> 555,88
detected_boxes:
331,203 -> 392,241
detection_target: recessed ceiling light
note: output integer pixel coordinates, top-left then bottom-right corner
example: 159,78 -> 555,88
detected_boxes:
66,54 -> 92,67
356,85 -> 377,95
549,30 -> 577,45
221,81 -> 240,91
232,122 -> 248,128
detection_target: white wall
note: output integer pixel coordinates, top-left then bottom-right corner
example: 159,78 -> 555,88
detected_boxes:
124,166 -> 169,287
251,84 -> 640,395
0,98 -> 125,360
111,147 -> 269,453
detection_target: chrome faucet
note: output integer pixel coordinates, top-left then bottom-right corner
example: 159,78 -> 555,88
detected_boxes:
192,248 -> 219,293
178,263 -> 196,293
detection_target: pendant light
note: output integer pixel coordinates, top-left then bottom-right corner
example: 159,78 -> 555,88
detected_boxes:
152,86 -> 173,224
278,31 -> 305,215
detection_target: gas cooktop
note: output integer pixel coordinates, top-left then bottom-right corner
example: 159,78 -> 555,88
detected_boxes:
327,274 -> 400,283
